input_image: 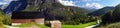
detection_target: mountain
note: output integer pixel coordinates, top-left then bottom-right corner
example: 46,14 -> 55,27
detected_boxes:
0,8 -> 3,12
88,7 -> 115,16
0,4 -> 9,10
0,5 -> 2,9
1,0 -> 90,14
101,4 -> 120,25
88,9 -> 98,12
0,8 -> 2,11
84,8 -> 98,13
23,0 -> 88,13
3,0 -> 27,14
22,0 -> 88,20
0,5 -> 2,7
23,0 -> 58,11
24,0 -> 88,11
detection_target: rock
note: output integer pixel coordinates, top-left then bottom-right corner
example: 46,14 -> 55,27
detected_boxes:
50,20 -> 61,28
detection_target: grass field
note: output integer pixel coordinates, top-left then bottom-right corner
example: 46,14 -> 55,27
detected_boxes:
7,22 -> 96,28
62,22 -> 96,28
14,22 -> 49,28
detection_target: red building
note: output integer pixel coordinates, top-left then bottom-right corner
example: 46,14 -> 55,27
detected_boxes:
11,12 -> 45,25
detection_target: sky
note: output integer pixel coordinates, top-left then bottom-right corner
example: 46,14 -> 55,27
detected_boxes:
0,0 -> 120,9
0,0 -> 13,5
58,0 -> 120,9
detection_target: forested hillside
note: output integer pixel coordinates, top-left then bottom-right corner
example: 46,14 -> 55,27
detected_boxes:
88,7 -> 115,16
0,0 -> 98,25
97,4 -> 120,28
23,0 -> 93,25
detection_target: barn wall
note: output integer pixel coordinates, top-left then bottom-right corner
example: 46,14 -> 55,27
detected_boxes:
35,18 -> 44,25
12,18 -> 45,25
12,19 -> 31,23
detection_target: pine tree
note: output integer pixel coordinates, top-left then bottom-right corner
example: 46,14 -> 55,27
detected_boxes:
102,10 -> 113,25
113,4 -> 120,22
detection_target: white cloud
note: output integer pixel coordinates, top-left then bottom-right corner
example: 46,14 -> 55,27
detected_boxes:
0,0 -> 13,9
0,2 -> 8,5
85,3 -> 103,9
6,0 -> 12,1
0,0 -> 13,5
93,0 -> 101,1
58,0 -> 76,6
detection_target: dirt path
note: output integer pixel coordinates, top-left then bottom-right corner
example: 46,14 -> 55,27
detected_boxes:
85,25 -> 97,28
85,20 -> 100,28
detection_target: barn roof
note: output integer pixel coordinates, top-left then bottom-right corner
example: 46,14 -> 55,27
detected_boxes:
11,11 -> 45,19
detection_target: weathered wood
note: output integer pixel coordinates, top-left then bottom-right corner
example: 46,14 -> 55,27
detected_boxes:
50,20 -> 61,28
12,18 -> 45,25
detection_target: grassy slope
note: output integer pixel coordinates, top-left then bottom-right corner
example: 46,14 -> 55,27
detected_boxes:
96,22 -> 120,28
6,22 -> 96,28
62,22 -> 96,28
0,11 -> 6,28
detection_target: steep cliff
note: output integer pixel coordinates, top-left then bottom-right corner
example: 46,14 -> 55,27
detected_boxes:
23,0 -> 88,20
24,0 -> 60,11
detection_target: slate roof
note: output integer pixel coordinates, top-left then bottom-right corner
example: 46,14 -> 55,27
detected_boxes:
11,11 -> 45,19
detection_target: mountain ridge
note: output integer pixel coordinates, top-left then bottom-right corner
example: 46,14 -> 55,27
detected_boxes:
88,6 -> 115,16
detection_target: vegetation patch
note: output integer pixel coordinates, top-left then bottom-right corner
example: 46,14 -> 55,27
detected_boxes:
96,22 -> 120,28
14,22 -> 49,28
62,21 -> 96,28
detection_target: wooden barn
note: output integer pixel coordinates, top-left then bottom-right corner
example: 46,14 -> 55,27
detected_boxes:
11,12 -> 45,25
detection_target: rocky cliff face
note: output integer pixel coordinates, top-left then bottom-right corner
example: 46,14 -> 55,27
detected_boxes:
23,0 -> 88,20
1,0 -> 58,14
24,0 -> 60,11
0,4 -> 8,10
3,0 -> 27,14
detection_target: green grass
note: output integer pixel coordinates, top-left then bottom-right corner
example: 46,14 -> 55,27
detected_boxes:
14,22 -> 49,28
14,22 -> 33,27
62,21 -> 96,28
35,24 -> 50,28
8,22 -> 96,28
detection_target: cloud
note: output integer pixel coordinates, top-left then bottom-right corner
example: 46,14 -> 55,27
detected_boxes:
4,0 -> 13,2
85,3 -> 103,9
58,0 -> 76,6
0,2 -> 8,5
0,0 -> 13,5
58,0 -> 103,9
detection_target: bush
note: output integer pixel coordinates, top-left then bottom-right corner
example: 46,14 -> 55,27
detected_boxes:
0,11 -> 11,25
45,21 -> 51,27
106,22 -> 120,28
0,11 -> 6,28
97,22 -> 120,28
2,15 -> 11,25
101,11 -> 113,25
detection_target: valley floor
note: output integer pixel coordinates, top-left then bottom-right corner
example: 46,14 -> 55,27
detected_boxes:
4,21 -> 98,28
62,21 -> 97,28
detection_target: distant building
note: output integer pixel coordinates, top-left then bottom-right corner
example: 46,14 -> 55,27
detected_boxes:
11,12 -> 45,25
